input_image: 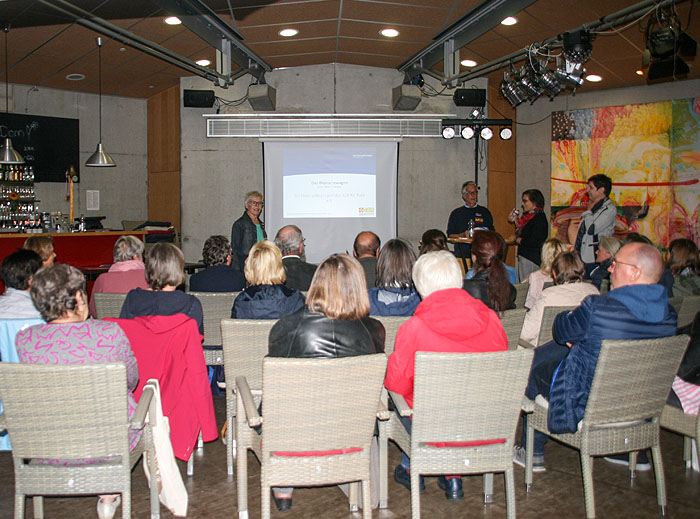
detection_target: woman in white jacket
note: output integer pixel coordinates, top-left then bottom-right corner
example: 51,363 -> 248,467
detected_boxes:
520,251 -> 599,347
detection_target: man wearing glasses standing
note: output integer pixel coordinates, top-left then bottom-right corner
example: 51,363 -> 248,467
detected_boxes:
512,242 -> 677,472
230,191 -> 266,271
446,181 -> 494,264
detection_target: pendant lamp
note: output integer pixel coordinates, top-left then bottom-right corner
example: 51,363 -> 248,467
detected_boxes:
1,26 -> 24,165
86,37 -> 115,167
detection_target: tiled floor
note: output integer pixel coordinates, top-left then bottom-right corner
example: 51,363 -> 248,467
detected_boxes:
1,395 -> 699,518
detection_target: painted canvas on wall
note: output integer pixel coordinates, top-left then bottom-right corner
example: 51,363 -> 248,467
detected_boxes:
550,98 -> 700,248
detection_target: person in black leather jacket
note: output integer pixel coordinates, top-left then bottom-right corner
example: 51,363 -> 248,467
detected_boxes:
462,230 -> 516,311
230,190 -> 266,271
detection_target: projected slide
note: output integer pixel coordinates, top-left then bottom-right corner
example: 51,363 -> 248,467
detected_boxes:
283,147 -> 376,218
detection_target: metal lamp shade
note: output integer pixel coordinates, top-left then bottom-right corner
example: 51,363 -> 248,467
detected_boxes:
85,142 -> 116,167
0,138 -> 24,165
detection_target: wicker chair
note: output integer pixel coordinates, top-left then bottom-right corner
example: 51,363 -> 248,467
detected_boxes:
93,292 -> 128,319
0,363 -> 159,519
374,315 -> 409,356
188,291 -> 240,365
498,308 -> 527,351
378,350 -> 534,518
236,354 -> 387,519
661,404 -> 700,470
518,305 -> 575,349
513,282 -> 529,309
677,295 -> 699,329
221,318 -> 277,475
523,335 -> 690,519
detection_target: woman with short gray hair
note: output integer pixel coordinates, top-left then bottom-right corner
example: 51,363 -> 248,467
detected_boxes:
230,190 -> 267,271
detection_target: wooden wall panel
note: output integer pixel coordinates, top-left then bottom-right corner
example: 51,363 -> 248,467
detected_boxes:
147,85 -> 181,230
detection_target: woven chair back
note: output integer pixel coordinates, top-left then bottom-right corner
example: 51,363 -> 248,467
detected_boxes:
513,282 -> 529,308
93,292 -> 128,319
260,354 -> 387,455
536,305 -> 575,346
498,308 -> 527,350
374,315 -> 409,356
411,350 -> 533,444
678,295 -> 700,329
221,318 -> 276,390
189,291 -> 239,346
0,363 -> 129,459
584,335 -> 689,426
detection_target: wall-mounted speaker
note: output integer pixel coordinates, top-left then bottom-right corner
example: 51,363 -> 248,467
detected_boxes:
183,89 -> 215,108
248,84 -> 277,111
392,84 -> 421,111
453,88 -> 486,107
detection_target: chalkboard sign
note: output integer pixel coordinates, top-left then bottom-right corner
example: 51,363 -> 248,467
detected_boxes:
0,113 -> 80,182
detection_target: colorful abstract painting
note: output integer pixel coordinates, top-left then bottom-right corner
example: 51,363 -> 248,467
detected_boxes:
550,98 -> 700,248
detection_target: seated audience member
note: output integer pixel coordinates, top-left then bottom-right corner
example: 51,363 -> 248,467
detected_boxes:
274,225 -> 317,291
266,253 -> 385,511
120,242 -> 204,334
0,249 -> 43,319
524,238 -> 567,309
89,235 -> 150,316
353,231 -> 381,289
15,264 -> 138,519
667,238 -> 700,297
669,311 -> 700,416
231,240 -> 304,319
519,251 -> 599,346
589,235 -> 622,290
463,230 -> 516,311
465,233 -> 518,284
513,242 -> 677,472
368,238 -> 421,316
23,235 -> 56,268
624,232 -> 674,294
385,250 -> 508,500
418,229 -> 448,255
189,235 -> 245,293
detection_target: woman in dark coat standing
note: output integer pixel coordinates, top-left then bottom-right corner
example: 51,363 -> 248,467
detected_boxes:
508,188 -> 549,281
230,190 -> 266,271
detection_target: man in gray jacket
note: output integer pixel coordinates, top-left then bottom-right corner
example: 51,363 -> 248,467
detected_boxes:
574,174 -> 616,277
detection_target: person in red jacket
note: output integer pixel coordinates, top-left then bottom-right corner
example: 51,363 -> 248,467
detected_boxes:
384,250 -> 508,501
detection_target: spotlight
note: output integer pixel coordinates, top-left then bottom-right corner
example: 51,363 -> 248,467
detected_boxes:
461,126 -> 475,139
555,57 -> 585,88
538,69 -> 562,98
500,72 -> 527,108
562,29 -> 593,64
518,68 -> 543,103
645,9 -> 697,83
442,126 -> 456,139
499,127 -> 513,140
480,127 -> 493,140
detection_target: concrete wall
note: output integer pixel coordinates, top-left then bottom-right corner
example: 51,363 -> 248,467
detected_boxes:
516,78 -> 700,213
180,63 -> 488,261
4,83 -> 147,230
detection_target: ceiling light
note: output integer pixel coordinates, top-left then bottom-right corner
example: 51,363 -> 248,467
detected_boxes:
461,126 -> 475,139
164,16 -> 181,25
480,127 -> 493,140
501,17 -> 517,26
461,59 -> 477,67
586,74 -> 602,82
635,69 -> 644,76
1,26 -> 23,165
499,127 -> 513,140
196,59 -> 211,66
380,28 -> 399,38
442,126 -> 456,139
85,37 -> 115,167
66,73 -> 85,81
278,28 -> 298,37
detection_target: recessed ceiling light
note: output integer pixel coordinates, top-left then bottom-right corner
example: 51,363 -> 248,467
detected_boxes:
149,85 -> 155,89
196,59 -> 211,66
380,28 -> 400,38
164,16 -> 181,25
278,28 -> 299,37
586,74 -> 602,82
461,59 -> 477,67
635,69 -> 644,76
119,47 -> 126,52
66,73 -> 85,81
501,17 -> 518,26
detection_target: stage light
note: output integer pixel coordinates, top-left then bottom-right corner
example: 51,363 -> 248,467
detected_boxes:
500,72 -> 527,108
442,126 -> 456,139
538,69 -> 562,98
499,127 -> 513,140
563,29 -> 593,63
555,58 -> 585,88
480,127 -> 493,140
461,126 -> 475,139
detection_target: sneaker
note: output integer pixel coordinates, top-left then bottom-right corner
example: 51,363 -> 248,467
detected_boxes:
512,445 -> 546,472
394,464 -> 425,493
97,496 -> 121,519
437,476 -> 464,501
603,451 -> 651,471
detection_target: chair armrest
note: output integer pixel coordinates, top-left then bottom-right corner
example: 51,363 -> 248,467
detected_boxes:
388,390 -> 413,417
131,383 -> 155,430
377,400 -> 391,421
0,411 -> 5,433
518,338 -> 535,349
235,376 -> 262,427
521,397 -> 535,413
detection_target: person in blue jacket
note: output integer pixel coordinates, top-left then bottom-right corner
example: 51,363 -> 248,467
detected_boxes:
512,242 -> 677,472
368,238 -> 421,316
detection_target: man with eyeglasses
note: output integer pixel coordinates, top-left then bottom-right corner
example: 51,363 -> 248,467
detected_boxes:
446,181 -> 494,263
513,242 -> 677,472
230,190 -> 267,271
274,225 -> 317,291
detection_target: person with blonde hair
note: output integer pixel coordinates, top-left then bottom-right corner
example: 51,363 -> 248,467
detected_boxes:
266,253 -> 384,511
230,240 -> 304,319
524,237 -> 568,309
230,190 -> 266,271
23,235 -> 56,268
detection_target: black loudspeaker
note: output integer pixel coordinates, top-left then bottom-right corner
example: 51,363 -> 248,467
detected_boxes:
453,88 -> 486,107
183,89 -> 215,108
